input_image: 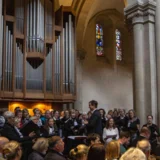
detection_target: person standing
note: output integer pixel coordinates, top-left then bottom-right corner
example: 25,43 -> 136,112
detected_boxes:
84,100 -> 102,136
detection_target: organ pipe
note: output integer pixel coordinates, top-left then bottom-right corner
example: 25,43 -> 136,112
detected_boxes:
0,15 -> 3,89
15,0 -> 24,34
27,0 -> 44,53
15,44 -> 23,90
65,22 -> 69,93
5,26 -> 13,91
46,46 -> 53,91
63,15 -> 75,93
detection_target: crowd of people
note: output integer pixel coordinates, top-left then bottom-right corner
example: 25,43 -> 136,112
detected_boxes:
0,100 -> 160,160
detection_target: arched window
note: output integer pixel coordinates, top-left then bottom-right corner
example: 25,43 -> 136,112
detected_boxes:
96,24 -> 104,56
115,29 -> 122,61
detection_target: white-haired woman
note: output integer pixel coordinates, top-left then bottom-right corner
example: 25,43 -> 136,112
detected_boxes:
28,138 -> 49,160
120,147 -> 147,160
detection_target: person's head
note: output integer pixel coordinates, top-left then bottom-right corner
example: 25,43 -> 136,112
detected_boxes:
22,109 -> 29,118
137,139 -> 151,158
113,110 -> 118,117
106,118 -> 115,129
60,111 -> 64,118
99,109 -> 106,118
15,110 -> 22,119
70,110 -> 76,119
87,143 -> 105,160
0,137 -> 9,153
64,110 -> 70,118
128,109 -> 135,119
70,144 -> 89,160
53,110 -> 59,119
14,118 -> 21,129
119,131 -> 130,145
3,141 -> 22,160
86,133 -> 101,146
119,109 -> 125,117
108,110 -> 113,116
48,136 -> 64,153
120,147 -> 147,160
82,112 -> 88,120
14,107 -> 21,113
47,118 -> 55,127
105,140 -> 120,160
3,111 -> 15,126
30,116 -> 39,124
32,138 -> 49,154
140,127 -> 151,139
45,110 -> 51,119
147,115 -> 153,125
89,100 -> 98,111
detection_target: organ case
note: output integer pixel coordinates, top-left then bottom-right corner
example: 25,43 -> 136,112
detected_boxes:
0,0 -> 76,102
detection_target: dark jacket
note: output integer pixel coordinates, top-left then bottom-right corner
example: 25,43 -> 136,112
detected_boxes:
87,110 -> 102,136
1,123 -> 31,142
21,120 -> 43,137
131,135 -> 147,147
64,118 -> 81,136
43,124 -> 58,137
45,150 -> 67,160
28,151 -> 45,160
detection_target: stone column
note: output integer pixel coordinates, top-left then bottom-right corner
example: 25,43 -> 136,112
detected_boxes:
143,8 -> 157,124
156,0 -> 160,126
125,0 -> 157,125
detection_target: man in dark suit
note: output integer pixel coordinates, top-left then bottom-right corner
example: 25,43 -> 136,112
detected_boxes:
45,136 -> 67,160
84,100 -> 102,136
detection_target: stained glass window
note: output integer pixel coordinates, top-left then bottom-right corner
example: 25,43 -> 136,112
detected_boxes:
115,29 -> 122,61
96,24 -> 104,56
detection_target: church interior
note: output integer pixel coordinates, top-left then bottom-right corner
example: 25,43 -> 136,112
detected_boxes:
0,0 -> 159,126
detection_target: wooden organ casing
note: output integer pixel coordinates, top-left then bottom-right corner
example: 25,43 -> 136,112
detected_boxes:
0,0 -> 76,102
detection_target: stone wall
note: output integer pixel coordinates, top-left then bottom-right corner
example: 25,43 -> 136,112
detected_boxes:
75,10 -> 133,113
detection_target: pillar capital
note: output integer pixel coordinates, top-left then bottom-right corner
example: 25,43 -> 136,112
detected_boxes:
124,0 -> 156,24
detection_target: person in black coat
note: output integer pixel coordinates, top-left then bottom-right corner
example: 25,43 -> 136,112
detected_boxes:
1,111 -> 35,160
64,110 -> 81,136
84,100 -> 102,136
21,116 -> 45,137
1,111 -> 35,142
99,108 -> 106,130
43,118 -> 58,137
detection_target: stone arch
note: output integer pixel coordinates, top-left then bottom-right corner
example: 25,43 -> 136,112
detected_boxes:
76,0 -> 127,50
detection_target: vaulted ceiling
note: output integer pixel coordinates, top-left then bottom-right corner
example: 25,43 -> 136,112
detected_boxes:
56,0 -> 128,49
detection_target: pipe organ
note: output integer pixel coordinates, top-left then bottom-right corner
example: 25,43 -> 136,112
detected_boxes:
0,0 -> 76,102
